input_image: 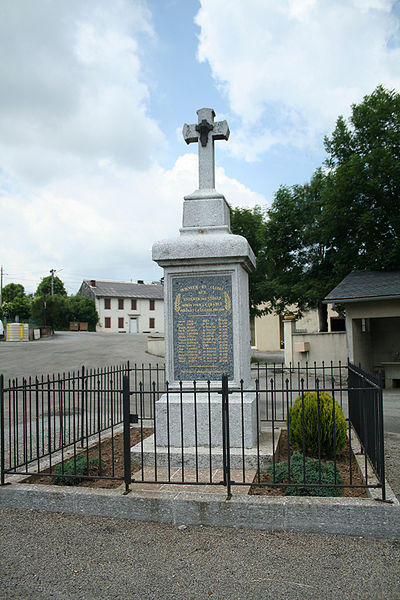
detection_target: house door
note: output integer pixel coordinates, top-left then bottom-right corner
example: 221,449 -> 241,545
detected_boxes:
129,318 -> 138,333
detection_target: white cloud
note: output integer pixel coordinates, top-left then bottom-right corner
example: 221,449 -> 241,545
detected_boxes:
1,152 -> 265,294
196,0 -> 400,160
0,0 -> 164,186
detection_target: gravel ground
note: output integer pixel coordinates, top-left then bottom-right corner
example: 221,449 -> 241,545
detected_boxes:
0,507 -> 399,600
1,334 -> 399,599
384,432 -> 400,500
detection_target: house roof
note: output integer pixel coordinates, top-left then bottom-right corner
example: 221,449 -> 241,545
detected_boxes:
80,280 -> 164,300
324,270 -> 400,303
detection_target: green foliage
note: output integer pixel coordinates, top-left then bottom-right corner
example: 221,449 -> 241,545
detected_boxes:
2,283 -> 25,302
0,276 -> 98,331
1,296 -> 31,321
322,85 -> 400,275
262,169 -> 330,316
30,294 -> 67,329
51,455 -> 105,485
267,451 -> 343,497
30,294 -> 98,330
66,296 -> 98,331
288,391 -> 347,456
35,275 -> 67,297
233,86 -> 400,317
230,205 -> 268,316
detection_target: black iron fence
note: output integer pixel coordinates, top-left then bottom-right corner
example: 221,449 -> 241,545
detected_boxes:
0,361 -> 385,500
0,364 -> 130,489
348,363 -> 385,495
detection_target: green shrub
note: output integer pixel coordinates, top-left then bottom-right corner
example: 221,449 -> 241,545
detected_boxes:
51,455 -> 105,485
268,451 -> 344,497
288,391 -> 347,456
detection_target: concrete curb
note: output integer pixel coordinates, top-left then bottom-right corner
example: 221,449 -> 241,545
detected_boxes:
1,483 -> 399,540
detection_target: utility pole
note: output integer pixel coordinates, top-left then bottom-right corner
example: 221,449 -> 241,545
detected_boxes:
0,265 -> 3,306
50,268 -> 55,296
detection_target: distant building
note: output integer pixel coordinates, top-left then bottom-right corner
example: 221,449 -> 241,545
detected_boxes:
78,280 -> 164,334
325,270 -> 400,387
251,304 -> 345,352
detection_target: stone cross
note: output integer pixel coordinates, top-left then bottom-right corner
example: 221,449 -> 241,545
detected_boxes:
183,108 -> 230,190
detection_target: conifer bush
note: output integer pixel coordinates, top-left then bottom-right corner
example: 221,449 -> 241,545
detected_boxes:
268,451 -> 344,497
51,455 -> 105,485
288,391 -> 347,456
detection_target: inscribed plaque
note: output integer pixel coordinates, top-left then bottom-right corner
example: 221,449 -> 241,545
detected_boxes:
172,275 -> 233,380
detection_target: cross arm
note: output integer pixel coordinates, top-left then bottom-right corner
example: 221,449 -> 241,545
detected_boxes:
182,123 -> 198,145
212,120 -> 230,141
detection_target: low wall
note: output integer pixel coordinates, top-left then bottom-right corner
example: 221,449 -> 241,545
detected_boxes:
291,331 -> 347,365
147,334 -> 165,357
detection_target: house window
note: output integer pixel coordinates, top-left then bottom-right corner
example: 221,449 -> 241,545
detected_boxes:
104,298 -> 111,310
105,317 -> 111,328
149,318 -> 155,329
149,299 -> 155,310
131,299 -> 137,310
118,298 -> 124,310
118,317 -> 124,328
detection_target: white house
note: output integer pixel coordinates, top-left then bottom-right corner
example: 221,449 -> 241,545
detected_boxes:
78,280 -> 164,334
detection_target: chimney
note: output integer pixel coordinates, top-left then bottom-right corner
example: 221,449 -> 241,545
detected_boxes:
90,280 -> 96,287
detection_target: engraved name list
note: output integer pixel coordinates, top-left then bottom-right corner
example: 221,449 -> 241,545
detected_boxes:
172,275 -> 233,380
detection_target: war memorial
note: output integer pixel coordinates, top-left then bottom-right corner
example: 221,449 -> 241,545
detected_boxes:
143,108 -> 262,463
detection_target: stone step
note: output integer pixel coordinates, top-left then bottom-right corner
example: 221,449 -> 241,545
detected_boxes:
131,428 -> 281,471
131,466 -> 255,495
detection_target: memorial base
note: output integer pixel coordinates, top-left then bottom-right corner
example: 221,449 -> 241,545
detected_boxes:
154,391 -> 257,448
130,427 -> 280,471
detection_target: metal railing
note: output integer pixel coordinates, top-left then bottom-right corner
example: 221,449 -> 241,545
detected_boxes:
0,361 -> 385,499
348,363 -> 385,498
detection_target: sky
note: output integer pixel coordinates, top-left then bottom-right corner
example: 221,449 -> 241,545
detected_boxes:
1,0 -> 399,294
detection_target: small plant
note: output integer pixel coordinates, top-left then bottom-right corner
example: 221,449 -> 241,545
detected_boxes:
288,391 -> 347,456
268,451 -> 344,497
51,455 -> 105,486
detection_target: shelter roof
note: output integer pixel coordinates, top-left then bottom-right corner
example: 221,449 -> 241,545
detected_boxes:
324,270 -> 400,303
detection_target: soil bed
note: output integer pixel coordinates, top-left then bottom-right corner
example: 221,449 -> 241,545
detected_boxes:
249,430 -> 368,498
24,428 -> 153,489
24,428 -> 368,497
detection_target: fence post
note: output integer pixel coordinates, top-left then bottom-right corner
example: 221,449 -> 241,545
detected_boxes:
0,374 -> 4,485
122,375 -> 132,494
377,371 -> 386,501
80,366 -> 85,448
221,374 -> 232,499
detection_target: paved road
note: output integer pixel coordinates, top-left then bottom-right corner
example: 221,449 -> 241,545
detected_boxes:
0,507 -> 399,600
0,331 -> 162,381
1,332 -> 399,433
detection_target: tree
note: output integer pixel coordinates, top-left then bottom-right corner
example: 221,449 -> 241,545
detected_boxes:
66,296 -> 98,331
0,297 -> 31,321
323,85 -> 400,275
2,283 -> 25,303
230,205 -> 268,316
31,294 -> 67,329
254,85 -> 400,320
35,275 -> 67,297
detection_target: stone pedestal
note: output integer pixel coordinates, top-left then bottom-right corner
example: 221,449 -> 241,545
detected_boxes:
153,189 -> 255,389
134,108 -> 259,469
155,391 -> 257,448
